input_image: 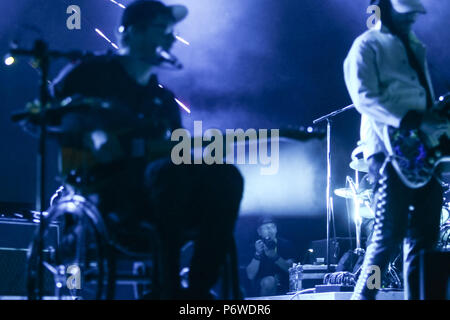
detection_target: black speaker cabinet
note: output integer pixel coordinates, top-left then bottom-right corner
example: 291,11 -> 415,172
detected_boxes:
0,218 -> 59,297
419,250 -> 450,300
309,237 -> 357,265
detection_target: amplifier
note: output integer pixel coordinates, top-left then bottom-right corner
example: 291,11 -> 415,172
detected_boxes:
0,218 -> 59,249
308,238 -> 358,265
0,248 -> 55,296
0,218 -> 59,297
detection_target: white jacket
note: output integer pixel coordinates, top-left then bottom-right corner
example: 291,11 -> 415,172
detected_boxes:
343,22 -> 435,160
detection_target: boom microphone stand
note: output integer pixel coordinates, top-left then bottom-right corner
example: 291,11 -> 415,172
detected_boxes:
11,40 -> 51,300
313,104 -> 354,272
9,40 -> 88,299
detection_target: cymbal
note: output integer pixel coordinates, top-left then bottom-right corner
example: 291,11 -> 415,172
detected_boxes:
334,187 -> 372,200
349,158 -> 369,173
334,188 -> 354,199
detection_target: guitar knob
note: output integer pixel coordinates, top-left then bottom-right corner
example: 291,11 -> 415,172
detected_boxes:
435,150 -> 442,157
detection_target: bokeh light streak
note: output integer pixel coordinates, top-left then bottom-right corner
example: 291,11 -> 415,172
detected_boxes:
95,28 -> 119,50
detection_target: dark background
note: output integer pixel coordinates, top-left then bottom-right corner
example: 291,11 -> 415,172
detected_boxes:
0,1 -> 449,295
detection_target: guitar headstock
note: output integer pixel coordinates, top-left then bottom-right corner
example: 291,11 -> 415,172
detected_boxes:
279,125 -> 326,142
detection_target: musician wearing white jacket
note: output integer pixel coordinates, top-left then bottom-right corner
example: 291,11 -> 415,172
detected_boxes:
343,0 -> 446,300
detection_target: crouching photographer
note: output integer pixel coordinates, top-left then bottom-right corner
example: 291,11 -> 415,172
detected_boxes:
246,217 -> 296,296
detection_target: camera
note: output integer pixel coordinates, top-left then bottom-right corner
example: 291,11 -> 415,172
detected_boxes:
262,237 -> 276,250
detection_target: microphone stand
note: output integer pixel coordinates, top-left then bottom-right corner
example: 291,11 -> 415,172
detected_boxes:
18,40 -> 51,300
9,40 -> 90,299
313,104 -> 354,272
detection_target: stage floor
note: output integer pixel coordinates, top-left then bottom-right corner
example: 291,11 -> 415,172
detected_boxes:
246,290 -> 404,300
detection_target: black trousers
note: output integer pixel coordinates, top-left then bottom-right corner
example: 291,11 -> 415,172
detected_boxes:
95,158 -> 244,299
352,153 -> 443,300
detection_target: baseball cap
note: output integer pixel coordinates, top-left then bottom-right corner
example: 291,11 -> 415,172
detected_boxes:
390,0 -> 426,14
257,216 -> 276,227
120,0 -> 188,30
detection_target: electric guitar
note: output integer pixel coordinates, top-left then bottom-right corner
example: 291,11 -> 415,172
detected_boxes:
384,93 -> 450,188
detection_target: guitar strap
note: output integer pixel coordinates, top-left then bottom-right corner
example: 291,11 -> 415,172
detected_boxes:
399,35 -> 433,110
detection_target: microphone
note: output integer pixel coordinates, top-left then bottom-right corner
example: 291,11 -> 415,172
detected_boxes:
156,47 -> 183,70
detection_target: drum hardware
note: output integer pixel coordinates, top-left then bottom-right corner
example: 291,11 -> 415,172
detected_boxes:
442,182 -> 449,194
349,144 -> 369,173
349,158 -> 369,173
313,103 -> 355,271
345,176 -> 366,255
49,186 -> 65,207
349,144 -> 371,224
385,253 -> 402,289
338,156 -> 405,289
334,187 -> 374,220
338,148 -> 375,250
439,223 -> 450,251
441,203 -> 449,226
438,202 -> 450,251
334,188 -> 372,201
331,142 -> 405,289
26,192 -> 113,300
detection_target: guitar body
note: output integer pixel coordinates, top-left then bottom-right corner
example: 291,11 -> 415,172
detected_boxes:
384,126 -> 450,188
384,93 -> 450,188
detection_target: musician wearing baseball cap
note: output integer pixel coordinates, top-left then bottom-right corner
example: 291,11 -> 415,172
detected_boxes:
343,0 -> 446,299
52,1 -> 244,299
117,0 -> 188,66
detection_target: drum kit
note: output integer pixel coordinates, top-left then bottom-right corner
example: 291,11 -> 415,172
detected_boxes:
332,143 -> 450,289
333,144 -> 374,251
332,144 -> 401,288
